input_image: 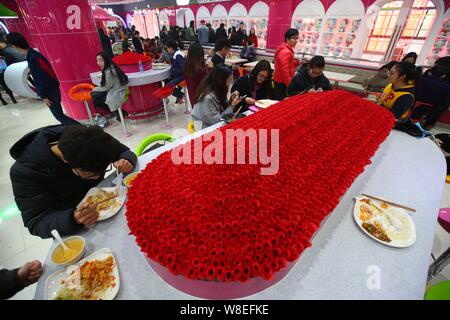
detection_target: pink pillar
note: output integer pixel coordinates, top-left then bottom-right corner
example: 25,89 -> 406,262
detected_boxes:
266,0 -> 295,50
15,0 -> 102,120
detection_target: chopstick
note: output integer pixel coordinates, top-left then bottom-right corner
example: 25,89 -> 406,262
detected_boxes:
230,105 -> 244,122
95,195 -> 118,206
361,193 -> 416,212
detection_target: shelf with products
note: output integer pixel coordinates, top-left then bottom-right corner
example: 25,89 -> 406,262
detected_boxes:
426,17 -> 450,65
320,17 -> 361,58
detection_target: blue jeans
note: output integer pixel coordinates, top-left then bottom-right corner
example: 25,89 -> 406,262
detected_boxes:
47,89 -> 80,125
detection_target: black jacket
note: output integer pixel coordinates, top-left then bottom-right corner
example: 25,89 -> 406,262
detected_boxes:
26,49 -> 60,99
208,28 -> 216,44
215,27 -> 228,41
211,53 -> 225,67
287,63 -> 332,96
0,268 -> 24,300
132,36 -> 144,54
235,29 -> 247,46
231,74 -> 274,112
9,125 -> 137,239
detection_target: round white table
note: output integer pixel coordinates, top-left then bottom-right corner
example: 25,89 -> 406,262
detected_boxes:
35,112 -> 446,300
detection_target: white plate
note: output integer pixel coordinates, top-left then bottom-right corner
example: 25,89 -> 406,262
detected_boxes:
44,248 -> 120,300
353,197 -> 416,248
255,99 -> 279,109
79,187 -> 126,221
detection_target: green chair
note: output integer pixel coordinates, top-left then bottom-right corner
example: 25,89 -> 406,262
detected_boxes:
134,133 -> 175,156
425,281 -> 450,300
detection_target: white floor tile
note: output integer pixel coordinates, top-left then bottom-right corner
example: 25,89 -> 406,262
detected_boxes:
0,214 -> 25,262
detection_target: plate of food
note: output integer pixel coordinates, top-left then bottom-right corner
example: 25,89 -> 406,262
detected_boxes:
45,248 -> 119,300
353,196 -> 416,248
79,187 -> 126,221
152,63 -> 168,70
255,100 -> 279,109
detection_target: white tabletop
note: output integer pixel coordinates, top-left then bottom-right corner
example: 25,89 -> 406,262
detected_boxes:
225,58 -> 248,65
89,66 -> 171,87
34,111 -> 446,300
323,71 -> 355,83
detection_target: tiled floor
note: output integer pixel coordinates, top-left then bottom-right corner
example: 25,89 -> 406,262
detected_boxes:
0,96 -> 449,299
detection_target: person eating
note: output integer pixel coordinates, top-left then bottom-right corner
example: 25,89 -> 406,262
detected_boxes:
10,125 -> 137,239
287,55 -> 332,96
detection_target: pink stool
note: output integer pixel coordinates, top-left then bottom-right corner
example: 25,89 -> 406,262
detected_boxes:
438,208 -> 450,233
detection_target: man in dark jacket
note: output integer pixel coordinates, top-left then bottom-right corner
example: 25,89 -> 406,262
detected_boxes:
287,55 -> 332,96
0,37 -> 24,105
132,31 -> 144,54
1,260 -> 42,300
165,39 -> 185,103
215,23 -> 228,41
235,22 -> 247,46
207,23 -> 215,44
6,32 -> 79,125
10,125 -> 137,239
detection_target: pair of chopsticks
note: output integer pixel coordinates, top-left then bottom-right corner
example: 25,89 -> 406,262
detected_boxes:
361,193 -> 416,212
230,105 -> 244,122
94,194 -> 118,206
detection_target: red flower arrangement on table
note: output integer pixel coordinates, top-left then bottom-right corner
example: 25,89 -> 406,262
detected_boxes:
112,51 -> 152,72
126,90 -> 395,283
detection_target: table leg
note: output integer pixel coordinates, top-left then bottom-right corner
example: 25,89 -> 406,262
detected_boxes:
83,101 -> 94,125
428,247 -> 450,281
334,81 -> 339,90
183,86 -> 190,114
163,97 -> 173,129
117,108 -> 131,137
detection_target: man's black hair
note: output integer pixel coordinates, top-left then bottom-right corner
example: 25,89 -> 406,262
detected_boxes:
309,55 -> 325,69
284,28 -> 299,42
215,38 -> 231,52
166,39 -> 178,50
58,125 -> 119,173
5,32 -> 30,49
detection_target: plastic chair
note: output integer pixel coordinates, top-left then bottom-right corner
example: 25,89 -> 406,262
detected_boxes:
187,121 -> 195,134
425,281 -> 450,300
438,208 -> 450,233
68,83 -> 95,124
134,133 -> 175,156
238,66 -> 245,77
152,85 -> 174,128
177,80 -> 190,114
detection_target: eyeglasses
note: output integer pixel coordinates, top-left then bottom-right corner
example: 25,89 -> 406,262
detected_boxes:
73,163 -> 113,180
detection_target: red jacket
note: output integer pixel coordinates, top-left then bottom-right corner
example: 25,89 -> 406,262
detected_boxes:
273,43 -> 298,86
246,35 -> 258,48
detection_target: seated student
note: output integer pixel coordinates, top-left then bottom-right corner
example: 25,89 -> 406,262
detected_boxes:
165,39 -> 186,104
231,60 -> 274,112
210,38 -> 231,67
184,42 -> 208,107
419,65 -> 450,129
156,40 -> 172,64
240,39 -> 257,62
1,260 -> 43,300
402,52 -> 417,65
287,55 -> 332,96
377,62 -> 421,120
363,61 -> 397,92
10,125 -> 137,239
191,64 -> 244,128
91,52 -> 129,123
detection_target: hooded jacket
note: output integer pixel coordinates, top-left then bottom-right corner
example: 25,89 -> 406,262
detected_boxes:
9,125 -> 137,239
273,43 -> 298,86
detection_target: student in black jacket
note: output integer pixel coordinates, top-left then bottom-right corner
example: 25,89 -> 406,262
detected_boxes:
231,59 -> 274,112
10,125 -> 138,239
210,38 -> 231,67
132,31 -> 144,54
6,32 -> 79,125
1,260 -> 42,300
215,23 -> 228,41
287,55 -> 332,96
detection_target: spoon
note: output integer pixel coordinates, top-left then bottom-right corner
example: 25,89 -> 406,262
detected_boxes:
51,229 -> 69,251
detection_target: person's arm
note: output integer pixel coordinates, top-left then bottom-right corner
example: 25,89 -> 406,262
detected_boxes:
287,72 -> 309,96
319,76 -> 333,91
113,136 -> 138,166
0,268 -> 24,300
390,94 -> 415,119
10,164 -> 84,239
93,70 -> 114,92
27,56 -> 48,99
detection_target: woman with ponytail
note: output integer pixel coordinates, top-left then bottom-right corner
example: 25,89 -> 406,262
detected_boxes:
377,62 -> 421,120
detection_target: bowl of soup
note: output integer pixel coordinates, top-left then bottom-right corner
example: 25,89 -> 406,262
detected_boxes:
123,172 -> 139,188
51,236 -> 85,266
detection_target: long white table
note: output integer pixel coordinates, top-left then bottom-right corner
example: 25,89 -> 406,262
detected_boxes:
35,109 -> 446,300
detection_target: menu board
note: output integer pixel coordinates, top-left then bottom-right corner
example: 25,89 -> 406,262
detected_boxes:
293,18 -> 322,55
426,18 -> 450,65
320,18 -> 361,58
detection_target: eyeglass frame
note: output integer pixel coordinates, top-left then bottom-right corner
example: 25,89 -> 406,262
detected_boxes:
72,163 -> 113,180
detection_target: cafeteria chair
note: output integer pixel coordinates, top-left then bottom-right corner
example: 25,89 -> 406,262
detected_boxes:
152,85 -> 175,128
425,281 -> 450,300
68,83 -> 95,125
238,66 -> 245,77
134,133 -> 175,156
409,101 -> 433,124
176,80 -> 191,114
427,208 -> 450,281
